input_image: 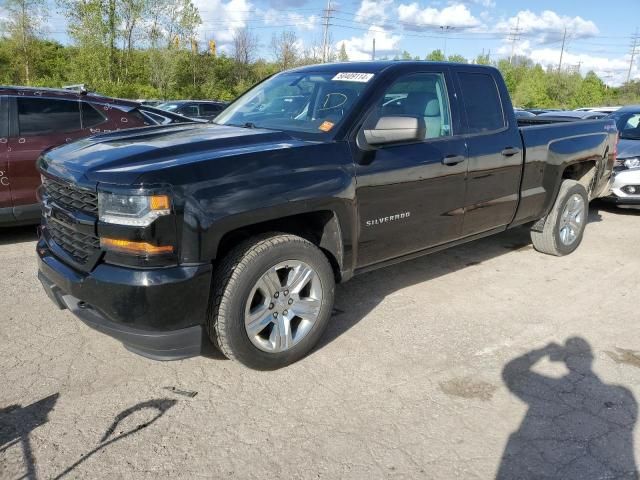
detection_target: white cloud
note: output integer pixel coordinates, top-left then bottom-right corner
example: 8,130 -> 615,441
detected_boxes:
397,3 -> 481,30
355,0 -> 395,25
454,0 -> 496,8
194,0 -> 253,45
336,26 -> 401,61
496,10 -> 599,43
263,10 -> 319,31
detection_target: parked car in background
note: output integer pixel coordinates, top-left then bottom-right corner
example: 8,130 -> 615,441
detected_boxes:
514,109 -> 536,119
526,108 -> 561,115
137,99 -> 164,107
604,105 -> 640,206
536,110 -> 608,121
157,100 -> 228,121
575,106 -> 621,114
0,86 -> 195,226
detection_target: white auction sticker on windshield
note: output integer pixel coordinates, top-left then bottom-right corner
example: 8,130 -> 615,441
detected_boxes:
332,72 -> 374,83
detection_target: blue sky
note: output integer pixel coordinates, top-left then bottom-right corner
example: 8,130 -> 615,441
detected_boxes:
40,0 -> 639,85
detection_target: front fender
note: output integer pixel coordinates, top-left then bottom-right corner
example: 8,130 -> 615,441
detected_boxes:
176,142 -> 357,272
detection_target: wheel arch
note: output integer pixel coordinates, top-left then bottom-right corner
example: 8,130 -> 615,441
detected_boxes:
214,209 -> 347,282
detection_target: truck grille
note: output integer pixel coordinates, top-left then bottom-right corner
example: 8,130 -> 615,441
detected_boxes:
43,177 -> 98,214
48,219 -> 100,264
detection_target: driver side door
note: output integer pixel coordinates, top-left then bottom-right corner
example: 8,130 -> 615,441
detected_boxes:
353,69 -> 468,268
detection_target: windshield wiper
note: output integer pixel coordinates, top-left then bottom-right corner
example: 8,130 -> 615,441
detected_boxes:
242,122 -> 257,129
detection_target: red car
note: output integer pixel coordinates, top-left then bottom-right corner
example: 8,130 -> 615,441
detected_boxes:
0,87 -> 194,226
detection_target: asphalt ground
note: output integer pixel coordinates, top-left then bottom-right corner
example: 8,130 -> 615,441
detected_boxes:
1,201 -> 639,479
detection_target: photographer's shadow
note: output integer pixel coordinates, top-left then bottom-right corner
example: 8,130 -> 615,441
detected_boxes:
498,337 -> 638,480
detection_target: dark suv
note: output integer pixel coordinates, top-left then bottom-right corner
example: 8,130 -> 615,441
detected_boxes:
157,100 -> 227,121
0,86 -> 193,226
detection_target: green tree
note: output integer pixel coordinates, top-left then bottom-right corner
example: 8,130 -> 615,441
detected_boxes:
475,52 -> 491,65
447,54 -> 467,63
1,0 -> 46,84
573,71 -> 606,108
425,49 -> 445,61
337,42 -> 348,62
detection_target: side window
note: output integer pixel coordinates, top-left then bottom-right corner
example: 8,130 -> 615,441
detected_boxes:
458,72 -> 505,133
17,98 -> 81,135
81,102 -> 107,128
370,72 -> 452,140
180,105 -> 200,117
201,103 -> 222,115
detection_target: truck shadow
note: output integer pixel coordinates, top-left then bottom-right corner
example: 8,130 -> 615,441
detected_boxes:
591,199 -> 640,217
0,225 -> 39,245
318,206 -> 603,352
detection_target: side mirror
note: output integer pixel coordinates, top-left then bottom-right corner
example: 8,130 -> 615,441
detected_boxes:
363,116 -> 425,146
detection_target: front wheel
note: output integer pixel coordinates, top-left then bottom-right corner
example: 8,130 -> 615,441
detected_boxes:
531,180 -> 588,256
209,233 -> 335,370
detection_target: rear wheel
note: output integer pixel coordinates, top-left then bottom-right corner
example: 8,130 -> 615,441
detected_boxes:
531,180 -> 588,256
209,233 -> 335,370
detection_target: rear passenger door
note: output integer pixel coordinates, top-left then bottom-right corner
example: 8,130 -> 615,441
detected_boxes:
0,96 -> 11,219
455,69 -> 523,236
8,97 -> 84,208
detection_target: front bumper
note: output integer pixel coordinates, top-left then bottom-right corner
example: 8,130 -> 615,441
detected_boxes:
37,238 -> 212,360
604,168 -> 640,205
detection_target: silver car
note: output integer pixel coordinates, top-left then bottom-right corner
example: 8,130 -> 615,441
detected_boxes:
606,106 -> 640,206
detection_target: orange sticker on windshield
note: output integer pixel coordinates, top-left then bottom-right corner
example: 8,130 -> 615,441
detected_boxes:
319,121 -> 335,132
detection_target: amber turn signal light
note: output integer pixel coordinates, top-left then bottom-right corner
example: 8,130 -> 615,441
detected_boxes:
101,237 -> 174,255
150,194 -> 170,211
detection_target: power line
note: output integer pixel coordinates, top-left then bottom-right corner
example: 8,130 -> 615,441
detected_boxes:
508,17 -> 520,64
558,27 -> 568,72
321,0 -> 334,63
627,28 -> 639,83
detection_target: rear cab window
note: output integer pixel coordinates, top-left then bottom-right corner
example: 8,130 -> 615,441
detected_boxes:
17,97 -> 81,135
457,72 -> 506,134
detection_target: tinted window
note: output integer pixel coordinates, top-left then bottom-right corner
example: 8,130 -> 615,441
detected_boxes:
81,102 -> 107,128
18,98 -> 81,135
458,73 -> 505,133
180,105 -> 200,117
200,103 -> 222,115
368,72 -> 452,140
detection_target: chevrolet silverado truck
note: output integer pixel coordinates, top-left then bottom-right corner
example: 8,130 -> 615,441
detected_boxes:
36,62 -> 617,369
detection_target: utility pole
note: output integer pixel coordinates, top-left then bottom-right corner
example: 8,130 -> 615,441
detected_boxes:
627,28 -> 639,84
439,25 -> 452,57
321,0 -> 334,63
372,37 -> 376,61
508,17 -> 520,64
558,27 -> 567,72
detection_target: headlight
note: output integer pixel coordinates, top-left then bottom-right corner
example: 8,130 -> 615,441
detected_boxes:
623,157 -> 640,169
98,192 -> 171,226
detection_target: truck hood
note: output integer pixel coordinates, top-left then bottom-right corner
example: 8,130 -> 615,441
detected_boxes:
38,123 -> 300,185
617,138 -> 640,160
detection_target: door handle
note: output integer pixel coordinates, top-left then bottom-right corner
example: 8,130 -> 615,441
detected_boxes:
442,154 -> 466,166
501,147 -> 520,157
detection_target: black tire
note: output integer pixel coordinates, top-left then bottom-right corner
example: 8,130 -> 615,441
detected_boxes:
530,180 -> 588,256
209,233 -> 335,370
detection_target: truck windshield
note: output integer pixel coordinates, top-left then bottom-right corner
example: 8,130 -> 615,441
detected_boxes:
214,72 -> 371,136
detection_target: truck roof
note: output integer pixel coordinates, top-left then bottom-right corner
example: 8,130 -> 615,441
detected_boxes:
287,60 -> 498,75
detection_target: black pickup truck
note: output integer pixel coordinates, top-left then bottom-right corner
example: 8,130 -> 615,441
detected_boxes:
36,62 -> 617,369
